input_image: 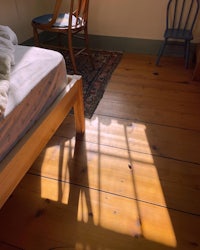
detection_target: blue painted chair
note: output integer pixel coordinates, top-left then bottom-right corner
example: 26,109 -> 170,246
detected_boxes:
156,0 -> 199,68
32,0 -> 91,74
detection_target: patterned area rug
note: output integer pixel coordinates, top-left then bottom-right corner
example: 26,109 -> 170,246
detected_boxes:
64,50 -> 123,119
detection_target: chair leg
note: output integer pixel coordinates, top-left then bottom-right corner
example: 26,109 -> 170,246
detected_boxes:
156,40 -> 167,66
68,31 -> 78,74
84,26 -> 94,69
32,26 -> 40,47
185,40 -> 190,69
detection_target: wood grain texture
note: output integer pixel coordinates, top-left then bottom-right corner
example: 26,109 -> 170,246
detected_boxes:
0,54 -> 200,250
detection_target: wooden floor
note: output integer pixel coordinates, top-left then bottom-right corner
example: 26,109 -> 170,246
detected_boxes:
0,54 -> 200,250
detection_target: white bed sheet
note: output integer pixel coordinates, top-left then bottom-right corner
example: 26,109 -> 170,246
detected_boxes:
0,45 -> 67,161
5,45 -> 67,116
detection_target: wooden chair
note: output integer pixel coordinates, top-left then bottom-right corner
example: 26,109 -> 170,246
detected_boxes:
32,0 -> 91,73
156,0 -> 199,68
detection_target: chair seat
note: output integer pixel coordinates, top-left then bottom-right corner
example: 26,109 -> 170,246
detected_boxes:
164,29 -> 193,40
32,13 -> 83,29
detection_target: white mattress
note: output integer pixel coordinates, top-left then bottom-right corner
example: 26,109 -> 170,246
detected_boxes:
0,45 -> 67,161
5,45 -> 67,116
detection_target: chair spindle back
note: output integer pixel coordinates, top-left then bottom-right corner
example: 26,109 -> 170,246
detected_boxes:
167,0 -> 199,31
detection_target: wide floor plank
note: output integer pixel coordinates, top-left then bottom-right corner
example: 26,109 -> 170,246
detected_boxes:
29,130 -> 200,215
56,115 -> 200,164
0,174 -> 199,250
0,53 -> 200,250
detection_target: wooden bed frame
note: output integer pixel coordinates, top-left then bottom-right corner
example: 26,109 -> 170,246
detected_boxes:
0,75 -> 85,209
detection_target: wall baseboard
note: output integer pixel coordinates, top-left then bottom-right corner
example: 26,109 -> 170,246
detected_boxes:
88,35 -> 162,55
22,32 -> 196,57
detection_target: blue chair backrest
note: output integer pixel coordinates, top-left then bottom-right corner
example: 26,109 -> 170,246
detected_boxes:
166,0 -> 199,31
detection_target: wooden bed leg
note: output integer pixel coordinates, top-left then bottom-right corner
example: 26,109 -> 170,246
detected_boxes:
74,78 -> 85,135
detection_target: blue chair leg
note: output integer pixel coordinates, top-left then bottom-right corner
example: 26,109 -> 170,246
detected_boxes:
185,40 -> 190,69
156,40 -> 167,66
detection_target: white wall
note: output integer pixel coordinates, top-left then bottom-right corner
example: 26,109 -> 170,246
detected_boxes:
0,0 -> 55,42
89,0 -> 167,40
0,0 -> 200,43
89,0 -> 200,42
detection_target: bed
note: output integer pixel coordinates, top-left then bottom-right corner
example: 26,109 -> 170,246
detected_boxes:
0,27 -> 85,209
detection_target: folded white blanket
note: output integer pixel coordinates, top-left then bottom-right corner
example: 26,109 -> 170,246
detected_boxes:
0,25 -> 18,45
0,53 -> 11,115
0,53 -> 11,78
0,36 -> 15,65
0,25 -> 17,116
0,79 -> 10,116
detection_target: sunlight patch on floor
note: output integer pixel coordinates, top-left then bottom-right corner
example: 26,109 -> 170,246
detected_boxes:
85,116 -> 177,247
39,115 -> 177,247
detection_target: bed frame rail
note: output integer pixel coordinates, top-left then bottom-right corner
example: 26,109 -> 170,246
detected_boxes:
0,75 -> 85,209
